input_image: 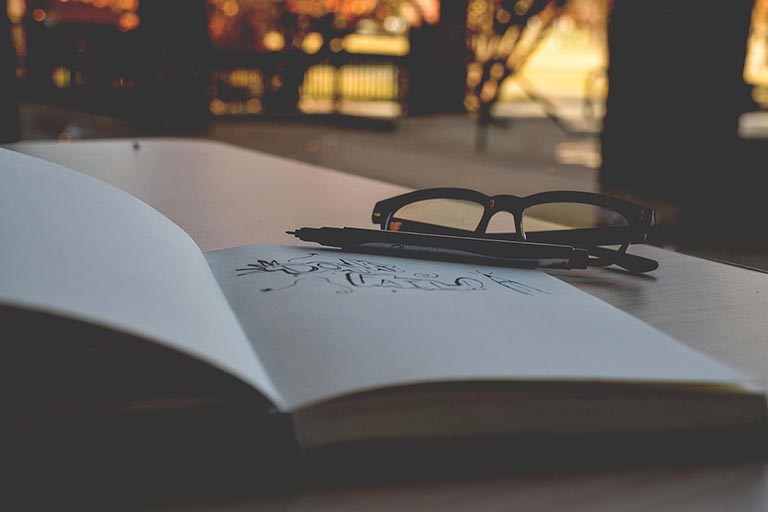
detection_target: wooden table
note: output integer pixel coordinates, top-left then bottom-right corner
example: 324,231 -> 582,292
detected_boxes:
9,139 -> 768,511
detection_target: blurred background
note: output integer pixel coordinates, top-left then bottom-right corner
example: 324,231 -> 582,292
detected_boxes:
3,0 -> 768,268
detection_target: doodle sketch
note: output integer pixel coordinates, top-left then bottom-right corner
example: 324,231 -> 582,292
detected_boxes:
473,271 -> 551,296
235,252 -> 404,277
235,252 -> 549,296
345,273 -> 484,292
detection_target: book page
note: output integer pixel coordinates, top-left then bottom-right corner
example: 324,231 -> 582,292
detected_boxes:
206,244 -> 753,412
0,149 -> 281,407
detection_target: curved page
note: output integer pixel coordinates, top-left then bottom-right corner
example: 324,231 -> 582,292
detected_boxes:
206,244 -> 754,412
0,149 -> 280,407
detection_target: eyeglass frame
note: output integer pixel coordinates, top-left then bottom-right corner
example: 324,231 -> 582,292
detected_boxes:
371,188 -> 658,273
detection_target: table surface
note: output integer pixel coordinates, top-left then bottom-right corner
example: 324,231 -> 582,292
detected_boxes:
9,138 -> 768,512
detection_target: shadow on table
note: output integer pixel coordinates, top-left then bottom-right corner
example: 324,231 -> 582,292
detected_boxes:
5,412 -> 767,510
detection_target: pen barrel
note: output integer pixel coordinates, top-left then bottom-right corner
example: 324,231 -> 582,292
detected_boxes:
340,228 -> 588,269
292,227 -> 588,269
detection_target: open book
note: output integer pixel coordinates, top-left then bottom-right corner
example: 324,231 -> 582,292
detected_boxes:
2,148 -> 766,452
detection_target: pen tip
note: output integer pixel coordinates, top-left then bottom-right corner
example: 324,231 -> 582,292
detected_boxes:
286,230 -> 296,235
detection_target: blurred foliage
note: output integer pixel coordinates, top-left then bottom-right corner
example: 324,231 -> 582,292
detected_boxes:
465,0 -> 568,120
208,0 -> 438,52
465,0 -> 611,119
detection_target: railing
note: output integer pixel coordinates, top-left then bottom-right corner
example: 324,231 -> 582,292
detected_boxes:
211,51 -> 408,119
17,23 -> 409,122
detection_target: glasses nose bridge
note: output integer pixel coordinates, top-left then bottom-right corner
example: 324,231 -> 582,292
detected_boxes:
479,195 -> 525,237
489,195 -> 524,216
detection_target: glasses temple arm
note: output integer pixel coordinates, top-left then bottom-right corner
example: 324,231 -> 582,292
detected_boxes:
590,246 -> 659,273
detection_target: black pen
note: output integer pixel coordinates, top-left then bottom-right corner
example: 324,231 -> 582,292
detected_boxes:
287,227 -> 589,270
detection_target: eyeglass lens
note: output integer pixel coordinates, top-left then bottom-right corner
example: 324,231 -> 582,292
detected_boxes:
388,198 -> 628,237
388,198 -> 485,232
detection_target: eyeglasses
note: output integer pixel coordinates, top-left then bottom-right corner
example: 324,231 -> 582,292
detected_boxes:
371,188 -> 658,273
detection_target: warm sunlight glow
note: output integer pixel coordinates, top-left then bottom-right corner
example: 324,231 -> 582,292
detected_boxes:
302,32 -> 324,54
118,12 -> 140,31
263,31 -> 286,51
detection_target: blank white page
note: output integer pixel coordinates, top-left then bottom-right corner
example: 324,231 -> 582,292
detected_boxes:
0,149 -> 280,406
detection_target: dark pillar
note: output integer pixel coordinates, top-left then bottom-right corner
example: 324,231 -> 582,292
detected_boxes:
0,0 -> 20,142
407,1 -> 468,115
601,1 -> 754,202
134,0 -> 212,131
